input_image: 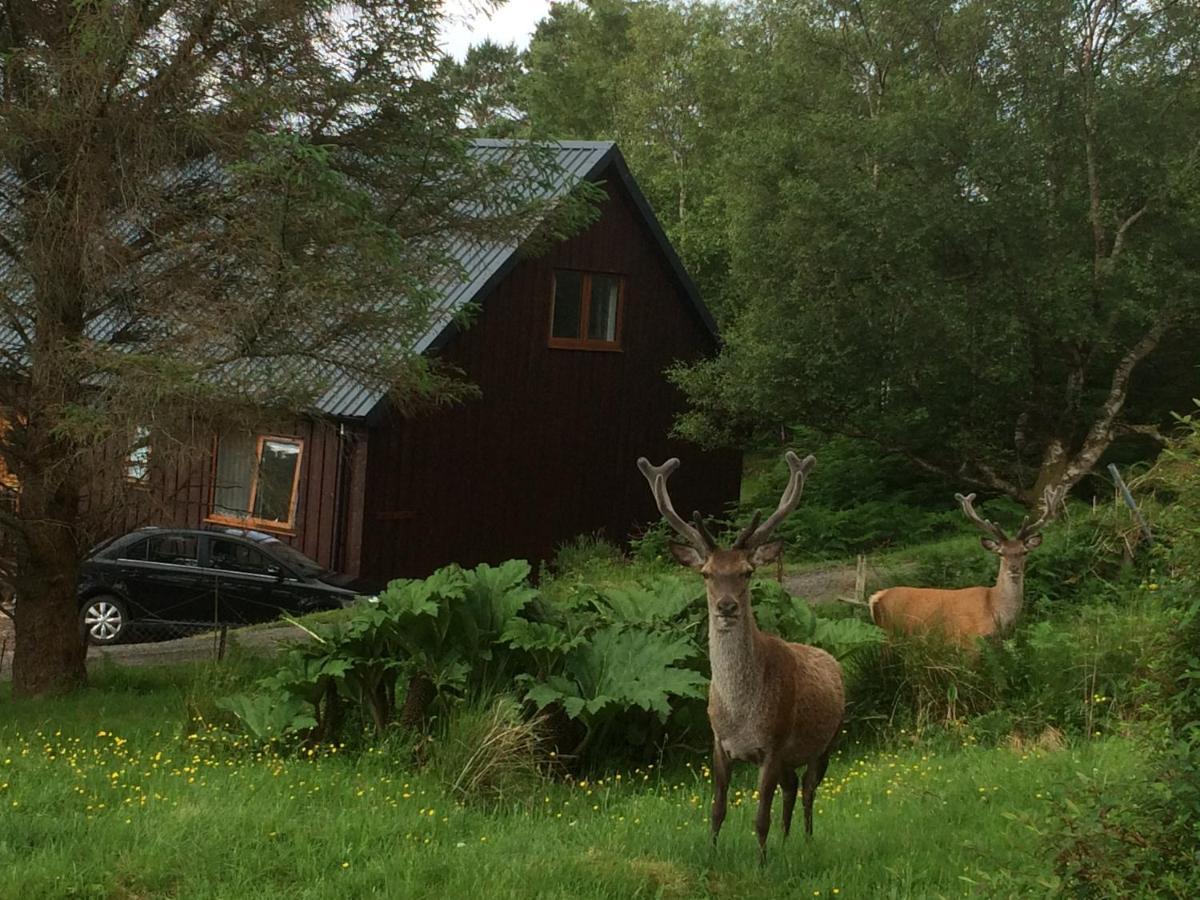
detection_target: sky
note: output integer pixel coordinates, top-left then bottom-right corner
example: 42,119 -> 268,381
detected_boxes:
439,1 -> 552,61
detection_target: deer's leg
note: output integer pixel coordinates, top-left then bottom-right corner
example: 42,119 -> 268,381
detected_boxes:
710,736 -> 732,847
755,760 -> 782,865
780,768 -> 799,839
802,746 -> 833,837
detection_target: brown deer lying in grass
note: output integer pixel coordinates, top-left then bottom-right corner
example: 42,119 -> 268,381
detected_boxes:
869,486 -> 1066,646
637,451 -> 844,864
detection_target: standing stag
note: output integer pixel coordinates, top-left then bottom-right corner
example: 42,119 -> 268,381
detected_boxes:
869,486 -> 1066,646
637,451 -> 844,864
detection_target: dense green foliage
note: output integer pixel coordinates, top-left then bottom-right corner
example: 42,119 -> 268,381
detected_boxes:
218,560 -> 881,764
669,0 -> 1200,505
740,435 -> 966,559
509,1 -> 1200,507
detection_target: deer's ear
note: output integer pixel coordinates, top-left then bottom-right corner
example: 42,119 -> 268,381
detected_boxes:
669,543 -> 706,569
750,541 -> 783,568
980,537 -> 1002,553
1023,533 -> 1043,550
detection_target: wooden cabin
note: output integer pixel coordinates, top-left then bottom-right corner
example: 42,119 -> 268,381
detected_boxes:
151,141 -> 741,587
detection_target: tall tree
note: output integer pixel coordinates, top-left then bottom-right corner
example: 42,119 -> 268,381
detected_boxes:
675,0 -> 1200,506
0,0 -> 589,697
434,39 -> 527,136
523,0 -> 742,315
522,0 -> 633,141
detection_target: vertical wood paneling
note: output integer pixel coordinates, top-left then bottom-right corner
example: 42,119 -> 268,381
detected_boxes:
360,169 -> 742,582
141,418 -> 348,573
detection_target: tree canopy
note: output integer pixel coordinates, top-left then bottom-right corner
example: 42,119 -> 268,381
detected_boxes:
514,0 -> 1199,507
671,0 -> 1200,506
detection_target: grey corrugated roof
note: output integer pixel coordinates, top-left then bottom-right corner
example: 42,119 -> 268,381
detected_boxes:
0,140 -> 718,420
315,139 -> 621,418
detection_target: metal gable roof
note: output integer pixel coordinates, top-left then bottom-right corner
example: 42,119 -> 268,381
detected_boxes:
0,140 -> 718,420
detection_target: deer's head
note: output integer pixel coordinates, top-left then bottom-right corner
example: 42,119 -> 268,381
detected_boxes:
956,486 -> 1066,580
636,451 -> 815,631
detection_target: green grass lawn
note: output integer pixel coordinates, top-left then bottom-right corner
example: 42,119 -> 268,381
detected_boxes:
0,664 -> 1142,899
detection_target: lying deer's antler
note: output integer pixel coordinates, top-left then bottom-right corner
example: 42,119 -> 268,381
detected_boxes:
955,492 -> 1009,541
1016,484 -> 1067,540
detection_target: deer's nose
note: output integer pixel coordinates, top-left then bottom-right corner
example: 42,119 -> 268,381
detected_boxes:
716,598 -> 738,617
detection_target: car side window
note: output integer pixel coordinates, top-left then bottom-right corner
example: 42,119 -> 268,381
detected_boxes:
145,534 -> 200,567
119,539 -> 149,561
207,538 -> 273,575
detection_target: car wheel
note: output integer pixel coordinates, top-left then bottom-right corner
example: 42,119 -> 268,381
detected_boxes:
80,595 -> 128,645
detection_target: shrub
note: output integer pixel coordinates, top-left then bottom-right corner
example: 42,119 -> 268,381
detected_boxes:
741,431 -> 965,560
522,624 -> 708,758
1041,411 -> 1200,897
425,696 -> 551,808
845,593 -> 1177,745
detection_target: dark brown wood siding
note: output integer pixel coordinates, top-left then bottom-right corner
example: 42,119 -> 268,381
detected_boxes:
359,168 -> 741,583
128,419 -> 364,574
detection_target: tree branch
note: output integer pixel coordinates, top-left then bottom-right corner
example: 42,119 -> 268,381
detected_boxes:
1115,422 -> 1169,443
1109,203 -> 1148,263
1063,316 -> 1172,484
882,445 -> 1025,502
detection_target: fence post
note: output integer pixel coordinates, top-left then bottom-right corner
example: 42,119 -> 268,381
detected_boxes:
1107,463 -> 1153,548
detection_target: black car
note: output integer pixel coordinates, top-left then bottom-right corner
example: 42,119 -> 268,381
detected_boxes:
78,526 -> 358,644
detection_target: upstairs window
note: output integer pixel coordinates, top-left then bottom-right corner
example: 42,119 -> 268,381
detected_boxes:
549,270 -> 623,350
209,433 -> 304,531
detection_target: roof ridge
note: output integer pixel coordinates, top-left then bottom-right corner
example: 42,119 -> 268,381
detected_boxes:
469,137 -> 617,151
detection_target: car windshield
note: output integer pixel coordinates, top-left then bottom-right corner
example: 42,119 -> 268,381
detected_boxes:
261,540 -> 325,578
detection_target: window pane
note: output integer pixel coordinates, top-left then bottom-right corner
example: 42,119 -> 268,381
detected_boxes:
252,439 -> 301,524
126,426 -> 151,482
551,271 -> 583,339
146,534 -> 199,566
119,539 -> 149,561
208,538 -> 271,574
213,432 -> 255,518
587,276 -> 620,342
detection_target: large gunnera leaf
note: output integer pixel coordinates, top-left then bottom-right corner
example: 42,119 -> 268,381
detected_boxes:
525,625 -> 706,722
592,575 -> 703,627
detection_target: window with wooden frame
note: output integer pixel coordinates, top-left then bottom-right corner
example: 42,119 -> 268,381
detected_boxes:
549,270 -> 624,350
207,433 -> 304,532
125,426 -> 151,484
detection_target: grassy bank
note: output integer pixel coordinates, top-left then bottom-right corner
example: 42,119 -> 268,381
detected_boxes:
0,664 -> 1143,899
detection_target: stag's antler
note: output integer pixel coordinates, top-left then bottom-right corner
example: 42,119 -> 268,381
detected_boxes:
734,451 -> 816,549
1016,484 -> 1067,540
636,457 -> 714,554
955,492 -> 1009,541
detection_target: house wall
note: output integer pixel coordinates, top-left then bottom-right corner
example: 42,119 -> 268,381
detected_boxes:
137,418 -> 364,574
358,168 -> 742,584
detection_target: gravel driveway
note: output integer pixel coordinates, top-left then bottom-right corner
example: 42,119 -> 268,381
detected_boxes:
0,621 -> 307,681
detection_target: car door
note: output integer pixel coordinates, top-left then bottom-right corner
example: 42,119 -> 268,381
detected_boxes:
203,536 -> 288,626
116,533 -> 215,625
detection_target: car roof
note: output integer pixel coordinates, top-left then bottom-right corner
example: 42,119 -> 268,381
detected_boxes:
124,525 -> 284,545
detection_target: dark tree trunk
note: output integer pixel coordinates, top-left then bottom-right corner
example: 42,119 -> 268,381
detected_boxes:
11,520 -> 85,697
400,673 -> 436,730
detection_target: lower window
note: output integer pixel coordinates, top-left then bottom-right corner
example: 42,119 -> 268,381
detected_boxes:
209,433 -> 303,530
